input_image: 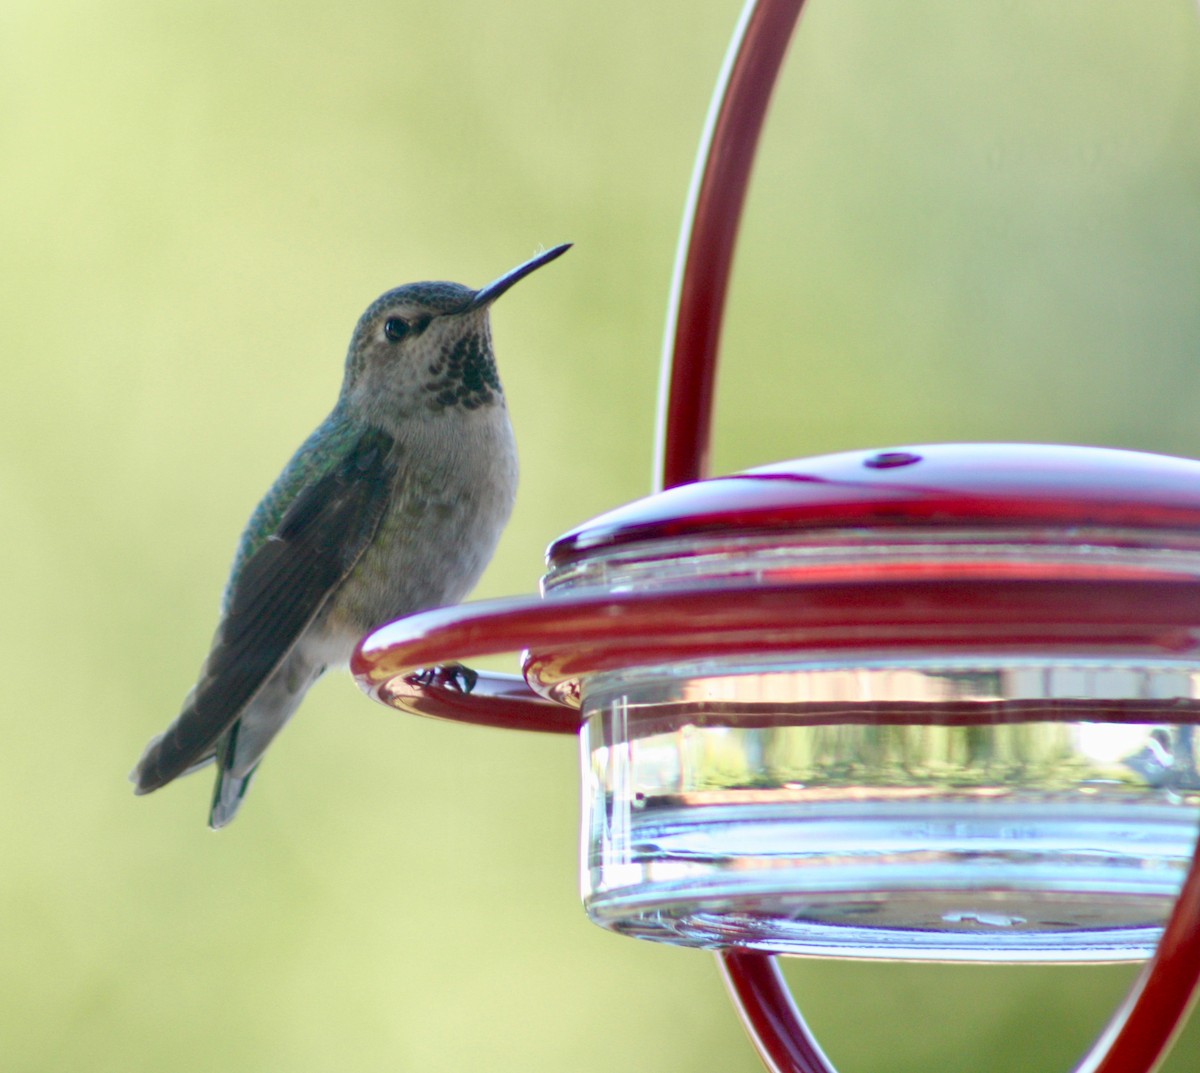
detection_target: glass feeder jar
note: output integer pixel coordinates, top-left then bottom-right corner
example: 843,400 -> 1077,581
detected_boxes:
533,442 -> 1200,962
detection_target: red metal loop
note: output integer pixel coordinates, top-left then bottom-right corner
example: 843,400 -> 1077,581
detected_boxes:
355,578 -> 1200,716
719,952 -> 835,1073
656,0 -> 807,490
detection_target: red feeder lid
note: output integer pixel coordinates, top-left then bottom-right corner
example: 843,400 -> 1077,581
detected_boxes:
547,443 -> 1200,567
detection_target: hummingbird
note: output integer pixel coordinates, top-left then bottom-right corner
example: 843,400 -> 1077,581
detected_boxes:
133,243 -> 570,828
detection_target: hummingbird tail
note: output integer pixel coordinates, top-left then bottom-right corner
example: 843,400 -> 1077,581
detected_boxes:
205,650 -> 324,828
209,751 -> 260,828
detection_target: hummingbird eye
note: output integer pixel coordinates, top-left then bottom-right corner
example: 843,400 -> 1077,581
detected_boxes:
383,315 -> 432,344
383,317 -> 411,343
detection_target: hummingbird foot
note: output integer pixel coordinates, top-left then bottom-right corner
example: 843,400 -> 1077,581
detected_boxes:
408,662 -> 479,694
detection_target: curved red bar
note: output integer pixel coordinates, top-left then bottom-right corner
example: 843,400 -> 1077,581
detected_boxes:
656,0 -> 807,490
355,578 -> 1200,720
1079,823 -> 1200,1073
719,953 -> 835,1073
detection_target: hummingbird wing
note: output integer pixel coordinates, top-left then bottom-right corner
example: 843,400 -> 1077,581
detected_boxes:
134,426 -> 396,794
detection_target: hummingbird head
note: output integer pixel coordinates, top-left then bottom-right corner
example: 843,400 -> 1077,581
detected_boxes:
340,244 -> 570,421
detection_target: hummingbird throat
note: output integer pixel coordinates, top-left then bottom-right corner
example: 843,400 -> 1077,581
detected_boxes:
424,329 -> 500,411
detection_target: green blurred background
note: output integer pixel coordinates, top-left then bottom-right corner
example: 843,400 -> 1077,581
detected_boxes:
4,1 -> 1200,1070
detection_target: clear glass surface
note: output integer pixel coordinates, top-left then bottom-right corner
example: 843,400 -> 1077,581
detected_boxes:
544,526 -> 1200,595
581,658 -> 1200,961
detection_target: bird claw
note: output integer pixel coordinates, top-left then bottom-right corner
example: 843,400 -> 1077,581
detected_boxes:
408,662 -> 479,694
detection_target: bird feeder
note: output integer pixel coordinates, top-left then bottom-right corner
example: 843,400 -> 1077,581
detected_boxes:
353,2 -> 1200,1069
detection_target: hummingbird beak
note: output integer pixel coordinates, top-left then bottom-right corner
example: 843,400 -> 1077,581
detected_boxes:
465,243 -> 571,311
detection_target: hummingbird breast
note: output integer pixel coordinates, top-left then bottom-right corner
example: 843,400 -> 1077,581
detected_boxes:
317,402 -> 518,658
